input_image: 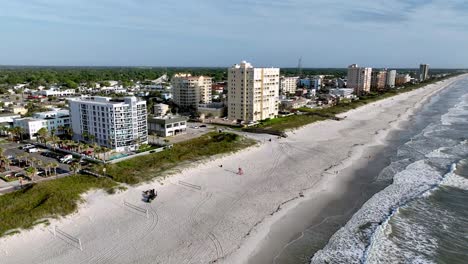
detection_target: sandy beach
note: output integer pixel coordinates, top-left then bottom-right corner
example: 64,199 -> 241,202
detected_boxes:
1,75 -> 465,264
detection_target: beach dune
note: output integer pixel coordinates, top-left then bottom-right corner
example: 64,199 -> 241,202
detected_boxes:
0,75 -> 465,264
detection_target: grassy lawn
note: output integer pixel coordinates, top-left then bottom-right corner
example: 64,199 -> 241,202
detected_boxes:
0,175 -> 117,237
96,132 -> 256,184
252,75 -> 458,132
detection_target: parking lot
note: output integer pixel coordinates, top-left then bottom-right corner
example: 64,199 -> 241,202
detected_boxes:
167,122 -> 213,144
0,141 -> 72,194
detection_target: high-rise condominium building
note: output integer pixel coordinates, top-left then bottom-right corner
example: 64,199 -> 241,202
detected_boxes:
171,74 -> 212,109
371,70 -> 388,91
280,76 -> 299,94
69,96 -> 147,152
386,70 -> 397,88
228,61 -> 280,122
347,64 -> 372,95
419,64 -> 429,81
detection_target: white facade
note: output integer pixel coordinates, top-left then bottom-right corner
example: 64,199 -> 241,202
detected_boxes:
37,88 -> 75,97
347,64 -> 372,95
32,109 -> 71,134
280,76 -> 298,94
171,74 -> 212,108
148,116 -> 188,137
13,118 -> 47,139
329,88 -> 354,98
154,103 -> 170,117
0,113 -> 20,123
69,96 -> 148,152
228,61 -> 280,122
386,70 -> 397,88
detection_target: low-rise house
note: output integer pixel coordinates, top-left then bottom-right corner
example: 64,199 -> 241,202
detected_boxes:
148,116 -> 188,137
37,88 -> 76,97
281,98 -> 309,109
7,105 -> 28,115
329,88 -> 355,99
154,103 -> 170,117
0,113 -> 20,123
198,102 -> 225,118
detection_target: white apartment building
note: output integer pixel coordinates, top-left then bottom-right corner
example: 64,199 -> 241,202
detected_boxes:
386,70 -> 397,88
280,76 -> 298,94
171,74 -> 212,109
33,109 -> 71,134
37,88 -> 75,97
347,64 -> 372,95
13,118 -> 47,139
69,96 -> 147,152
228,61 -> 280,122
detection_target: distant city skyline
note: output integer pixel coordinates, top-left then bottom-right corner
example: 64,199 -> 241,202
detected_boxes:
1,0 -> 468,68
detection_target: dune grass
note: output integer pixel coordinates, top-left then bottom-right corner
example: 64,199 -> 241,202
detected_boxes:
0,175 -> 116,237
97,132 -> 256,184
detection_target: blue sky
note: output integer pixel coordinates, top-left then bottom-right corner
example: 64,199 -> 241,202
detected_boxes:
0,0 -> 467,68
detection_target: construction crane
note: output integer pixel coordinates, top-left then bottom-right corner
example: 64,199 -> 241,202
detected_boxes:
297,57 -> 303,78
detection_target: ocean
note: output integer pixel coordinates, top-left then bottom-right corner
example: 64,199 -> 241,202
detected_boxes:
310,77 -> 468,263
253,77 -> 468,264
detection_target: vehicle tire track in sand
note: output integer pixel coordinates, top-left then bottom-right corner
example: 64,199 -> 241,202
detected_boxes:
182,191 -> 214,264
78,199 -> 158,264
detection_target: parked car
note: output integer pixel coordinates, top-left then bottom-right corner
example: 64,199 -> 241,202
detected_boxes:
27,148 -> 40,153
200,125 -> 207,128
59,154 -> 73,163
20,144 -> 35,150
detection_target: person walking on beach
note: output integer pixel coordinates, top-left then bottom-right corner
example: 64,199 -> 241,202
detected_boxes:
238,167 -> 243,175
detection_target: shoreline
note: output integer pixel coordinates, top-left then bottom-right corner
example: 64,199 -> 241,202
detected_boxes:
1,75 -> 466,264
226,74 -> 467,264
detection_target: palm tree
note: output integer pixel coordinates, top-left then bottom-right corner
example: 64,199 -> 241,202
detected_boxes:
89,134 -> 96,144
69,162 -> 81,175
45,162 -> 53,177
37,127 -> 48,144
29,157 -> 38,168
3,157 -> 11,172
36,160 -> 44,175
65,127 -> 73,140
50,127 -> 57,138
51,162 -> 59,177
11,127 -> 24,141
57,125 -> 65,135
25,167 -> 37,182
82,132 -> 89,142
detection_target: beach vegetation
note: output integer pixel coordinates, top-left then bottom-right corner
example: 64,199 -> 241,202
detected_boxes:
0,175 -> 117,237
95,132 -> 256,184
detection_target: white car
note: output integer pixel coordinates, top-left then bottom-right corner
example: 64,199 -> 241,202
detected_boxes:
60,154 -> 73,163
27,148 -> 39,153
21,144 -> 35,150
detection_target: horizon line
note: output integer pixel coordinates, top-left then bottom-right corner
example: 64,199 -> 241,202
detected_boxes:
0,64 -> 466,70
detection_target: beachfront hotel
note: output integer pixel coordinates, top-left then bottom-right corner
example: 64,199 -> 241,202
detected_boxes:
171,73 -> 212,109
371,70 -> 388,91
227,61 -> 280,122
347,64 -> 372,95
68,96 -> 148,152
